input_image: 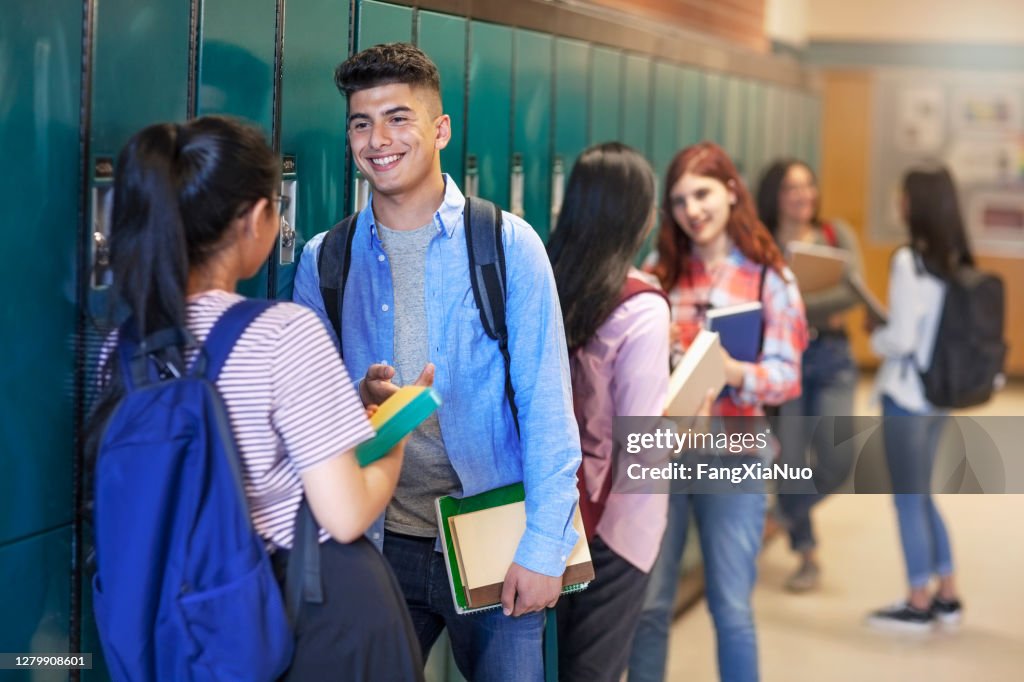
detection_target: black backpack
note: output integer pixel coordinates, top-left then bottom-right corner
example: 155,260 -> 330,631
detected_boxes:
316,196 -> 519,430
912,255 -> 1007,408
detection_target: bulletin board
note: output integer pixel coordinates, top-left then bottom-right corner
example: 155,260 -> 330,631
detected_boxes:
870,69 -> 1024,256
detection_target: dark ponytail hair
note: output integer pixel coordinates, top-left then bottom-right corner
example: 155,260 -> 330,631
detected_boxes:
85,116 -> 278,471
547,142 -> 656,350
110,116 -> 279,338
902,164 -> 974,279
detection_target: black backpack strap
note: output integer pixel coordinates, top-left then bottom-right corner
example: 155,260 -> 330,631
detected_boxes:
464,196 -> 519,435
285,499 -> 323,623
317,214 -> 358,356
202,299 -> 324,622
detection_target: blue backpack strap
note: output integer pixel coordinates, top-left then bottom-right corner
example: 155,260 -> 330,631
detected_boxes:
201,298 -> 324,620
464,196 -> 519,435
316,214 -> 358,357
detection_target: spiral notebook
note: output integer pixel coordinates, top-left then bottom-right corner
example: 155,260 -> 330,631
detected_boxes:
436,483 -> 593,614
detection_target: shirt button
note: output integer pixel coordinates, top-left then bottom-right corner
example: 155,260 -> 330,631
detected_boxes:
381,304 -> 389,312
378,254 -> 386,262
560,555 -> 567,562
373,532 -> 381,541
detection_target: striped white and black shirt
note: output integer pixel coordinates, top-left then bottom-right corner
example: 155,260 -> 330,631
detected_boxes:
100,290 -> 374,550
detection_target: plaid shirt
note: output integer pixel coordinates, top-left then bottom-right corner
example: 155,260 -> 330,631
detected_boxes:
666,246 -> 808,417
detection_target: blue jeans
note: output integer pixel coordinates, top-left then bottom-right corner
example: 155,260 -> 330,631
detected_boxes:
776,335 -> 858,551
882,395 -> 954,589
628,481 -> 765,682
383,532 -> 545,682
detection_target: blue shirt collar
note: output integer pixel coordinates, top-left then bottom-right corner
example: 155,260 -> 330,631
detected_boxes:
360,174 -> 465,246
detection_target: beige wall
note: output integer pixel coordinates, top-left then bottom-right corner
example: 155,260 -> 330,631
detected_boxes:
819,70 -> 1024,376
808,0 -> 1024,44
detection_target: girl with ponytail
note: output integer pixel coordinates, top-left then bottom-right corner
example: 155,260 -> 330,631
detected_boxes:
87,116 -> 423,680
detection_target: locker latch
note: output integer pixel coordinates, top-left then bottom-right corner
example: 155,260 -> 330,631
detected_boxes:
550,155 -> 565,232
464,154 -> 479,198
510,153 -> 525,218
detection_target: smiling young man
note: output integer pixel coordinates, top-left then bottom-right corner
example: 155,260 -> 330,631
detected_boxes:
292,43 -> 582,681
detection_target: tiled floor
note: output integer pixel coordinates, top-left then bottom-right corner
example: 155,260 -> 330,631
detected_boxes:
662,377 -> 1024,681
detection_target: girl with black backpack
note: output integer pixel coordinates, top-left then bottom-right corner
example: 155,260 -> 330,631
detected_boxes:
865,165 -> 967,633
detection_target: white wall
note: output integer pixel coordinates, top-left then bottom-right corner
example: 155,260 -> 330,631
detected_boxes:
808,0 -> 1024,44
765,0 -> 808,48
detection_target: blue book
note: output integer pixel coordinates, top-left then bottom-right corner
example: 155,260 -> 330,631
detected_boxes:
704,302 -> 763,363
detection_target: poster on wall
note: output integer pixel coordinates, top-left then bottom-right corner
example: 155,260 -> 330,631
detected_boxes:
896,87 -> 945,154
871,70 -> 1024,256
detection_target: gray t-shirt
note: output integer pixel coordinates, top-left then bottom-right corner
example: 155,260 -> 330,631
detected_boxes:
377,219 -> 462,536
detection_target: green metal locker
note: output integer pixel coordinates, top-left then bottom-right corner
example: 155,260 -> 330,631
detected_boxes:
742,81 -> 762,183
357,0 -> 413,48
83,3 -> 196,672
196,0 -> 279,298
0,0 -> 82,665
807,94 -> 822,173
466,21 -> 513,207
722,76 -> 746,173
702,72 -> 723,145
622,54 -> 653,159
513,29 -> 554,240
651,61 -> 679,184
0,529 -> 73,682
677,67 -> 704,149
589,47 -> 622,145
553,37 -> 590,225
762,85 -> 784,172
276,0 -> 351,300
417,11 -> 468,192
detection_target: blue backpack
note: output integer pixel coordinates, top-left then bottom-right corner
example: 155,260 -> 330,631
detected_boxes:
92,299 -> 319,681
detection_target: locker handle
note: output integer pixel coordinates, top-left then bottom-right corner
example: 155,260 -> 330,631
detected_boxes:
91,184 -> 114,290
278,178 -> 297,266
510,153 -> 525,218
353,171 -> 371,214
465,154 -> 479,198
550,156 -> 565,232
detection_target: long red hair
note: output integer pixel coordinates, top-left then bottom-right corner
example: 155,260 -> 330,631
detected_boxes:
654,142 -> 785,290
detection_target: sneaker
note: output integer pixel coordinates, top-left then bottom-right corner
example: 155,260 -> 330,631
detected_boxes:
866,602 -> 934,634
784,561 -> 820,593
931,596 -> 964,628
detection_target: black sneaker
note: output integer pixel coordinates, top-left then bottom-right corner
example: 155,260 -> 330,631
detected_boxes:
866,601 -> 934,633
931,596 -> 964,628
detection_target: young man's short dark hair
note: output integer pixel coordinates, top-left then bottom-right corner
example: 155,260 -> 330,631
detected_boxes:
334,42 -> 441,104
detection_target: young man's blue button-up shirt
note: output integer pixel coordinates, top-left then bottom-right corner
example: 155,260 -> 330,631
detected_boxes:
293,176 -> 581,577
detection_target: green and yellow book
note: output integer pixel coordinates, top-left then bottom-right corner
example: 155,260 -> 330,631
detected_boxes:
436,483 -> 594,614
355,386 -> 442,466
